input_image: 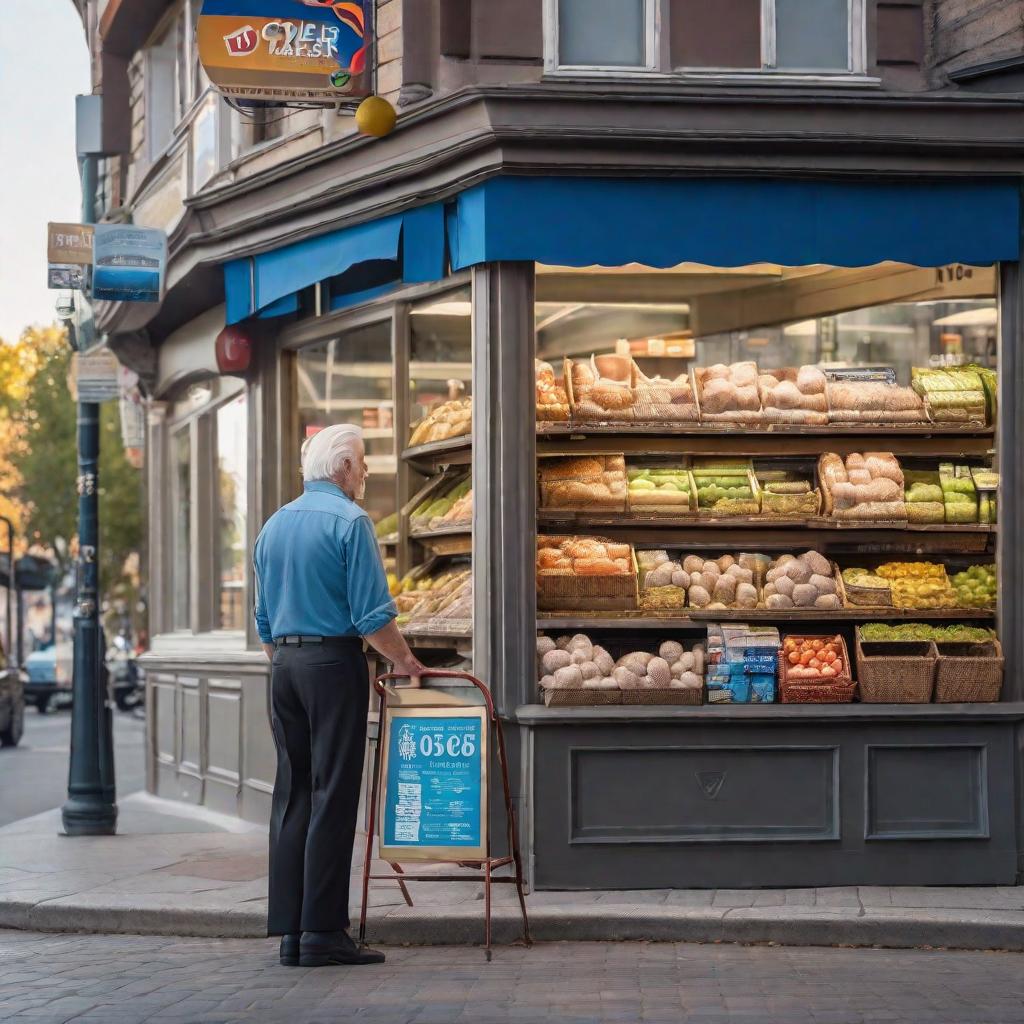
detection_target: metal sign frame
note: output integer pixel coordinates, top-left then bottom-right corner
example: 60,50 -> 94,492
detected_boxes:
359,671 -> 531,960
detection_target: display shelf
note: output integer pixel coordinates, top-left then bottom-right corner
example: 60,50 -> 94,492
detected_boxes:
536,515 -> 995,554
410,524 -> 472,541
537,425 -> 994,458
376,533 -> 399,546
537,608 -> 996,631
402,435 -> 472,466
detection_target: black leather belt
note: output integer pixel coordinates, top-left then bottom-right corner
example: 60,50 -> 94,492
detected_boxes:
273,635 -> 361,648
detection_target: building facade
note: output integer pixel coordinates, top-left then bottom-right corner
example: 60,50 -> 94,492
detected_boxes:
77,0 -> 1024,886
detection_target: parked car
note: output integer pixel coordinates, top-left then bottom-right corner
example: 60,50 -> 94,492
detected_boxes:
0,640 -> 26,746
24,643 -> 72,713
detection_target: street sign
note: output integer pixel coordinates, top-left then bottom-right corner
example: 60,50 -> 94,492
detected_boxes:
379,705 -> 488,862
91,224 -> 166,304
73,349 -> 121,403
197,0 -> 373,105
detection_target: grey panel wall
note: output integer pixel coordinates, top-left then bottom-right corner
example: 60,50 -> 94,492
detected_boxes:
531,719 -> 1019,889
145,663 -> 276,823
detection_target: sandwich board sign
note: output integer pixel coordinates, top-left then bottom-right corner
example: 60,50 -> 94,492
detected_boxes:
197,0 -> 374,105
378,705 -> 487,862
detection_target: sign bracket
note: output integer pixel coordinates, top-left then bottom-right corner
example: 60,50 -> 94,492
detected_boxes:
359,671 -> 532,961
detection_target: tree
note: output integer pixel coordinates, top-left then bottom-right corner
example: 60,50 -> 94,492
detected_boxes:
11,325 -> 143,603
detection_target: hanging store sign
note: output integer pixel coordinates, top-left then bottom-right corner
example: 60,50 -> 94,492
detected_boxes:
47,222 -> 94,291
73,349 -> 121,403
91,225 -> 167,304
197,0 -> 373,105
379,705 -> 487,863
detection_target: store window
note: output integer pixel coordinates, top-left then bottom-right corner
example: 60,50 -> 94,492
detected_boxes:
296,320 -> 396,530
171,428 -> 192,631
216,396 -> 248,631
409,287 -> 473,432
534,261 -> 1000,708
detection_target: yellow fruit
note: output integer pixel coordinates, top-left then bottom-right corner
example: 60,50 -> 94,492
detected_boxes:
355,95 -> 397,138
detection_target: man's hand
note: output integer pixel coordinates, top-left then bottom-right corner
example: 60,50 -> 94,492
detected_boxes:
262,642 -> 275,662
395,655 -> 428,688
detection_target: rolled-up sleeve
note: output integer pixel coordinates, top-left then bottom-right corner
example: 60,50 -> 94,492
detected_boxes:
343,516 -> 397,636
253,541 -> 273,643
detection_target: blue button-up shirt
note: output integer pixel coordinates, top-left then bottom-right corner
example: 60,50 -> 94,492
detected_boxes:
253,481 -> 397,643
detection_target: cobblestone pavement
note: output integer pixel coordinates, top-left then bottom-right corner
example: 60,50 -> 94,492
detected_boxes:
2,931 -> 1024,1024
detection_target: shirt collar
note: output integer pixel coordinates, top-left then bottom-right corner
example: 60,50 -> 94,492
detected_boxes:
304,480 -> 351,500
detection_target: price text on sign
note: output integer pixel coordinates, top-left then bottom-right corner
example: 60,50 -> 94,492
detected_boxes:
380,707 -> 487,862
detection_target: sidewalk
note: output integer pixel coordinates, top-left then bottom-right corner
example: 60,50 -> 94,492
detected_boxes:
3,793 -> 1024,952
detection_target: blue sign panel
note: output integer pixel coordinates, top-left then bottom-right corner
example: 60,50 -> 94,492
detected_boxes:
92,225 -> 167,304
382,713 -> 483,852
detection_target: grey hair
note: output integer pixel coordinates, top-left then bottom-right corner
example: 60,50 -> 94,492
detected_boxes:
302,424 -> 364,482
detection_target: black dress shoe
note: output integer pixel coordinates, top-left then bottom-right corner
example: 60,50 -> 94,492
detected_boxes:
279,933 -> 300,966
299,930 -> 386,967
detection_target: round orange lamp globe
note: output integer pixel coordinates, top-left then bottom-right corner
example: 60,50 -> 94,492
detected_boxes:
356,96 -> 397,138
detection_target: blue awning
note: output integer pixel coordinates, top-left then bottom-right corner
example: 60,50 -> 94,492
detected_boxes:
448,177 -> 1021,270
224,201 -> 446,324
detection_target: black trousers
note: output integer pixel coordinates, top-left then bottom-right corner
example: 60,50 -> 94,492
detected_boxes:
267,640 -> 369,936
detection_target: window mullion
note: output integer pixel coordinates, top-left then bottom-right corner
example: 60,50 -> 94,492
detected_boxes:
762,0 -> 777,69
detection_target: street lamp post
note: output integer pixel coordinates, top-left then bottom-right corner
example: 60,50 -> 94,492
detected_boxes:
61,152 -> 117,837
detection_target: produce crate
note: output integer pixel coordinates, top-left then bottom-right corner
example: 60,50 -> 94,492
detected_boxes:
934,640 -> 1004,703
626,460 -> 696,516
537,542 -> 639,612
631,362 -> 699,423
564,356 -> 635,424
539,454 -> 628,513
778,635 -> 854,703
690,462 -> 760,518
691,365 -> 765,425
855,635 -> 936,704
621,686 -> 703,705
543,688 -> 623,707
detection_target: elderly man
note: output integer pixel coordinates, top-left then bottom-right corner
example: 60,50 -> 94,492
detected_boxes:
255,423 -> 426,969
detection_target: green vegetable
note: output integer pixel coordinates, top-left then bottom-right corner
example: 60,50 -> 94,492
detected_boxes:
860,623 -> 996,643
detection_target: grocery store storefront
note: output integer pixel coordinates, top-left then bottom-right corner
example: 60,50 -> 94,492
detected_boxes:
145,172 -> 1024,888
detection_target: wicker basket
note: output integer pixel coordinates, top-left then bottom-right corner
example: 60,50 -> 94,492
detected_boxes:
778,635 -> 855,704
837,568 -> 893,608
934,641 -> 1004,703
855,636 -> 936,704
780,680 -> 857,704
537,540 -> 639,612
543,688 -> 623,707
621,686 -> 703,705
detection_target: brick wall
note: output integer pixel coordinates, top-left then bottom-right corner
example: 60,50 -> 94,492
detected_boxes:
931,0 -> 1024,80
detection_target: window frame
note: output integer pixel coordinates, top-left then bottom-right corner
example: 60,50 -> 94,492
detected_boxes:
545,0 -> 871,81
544,0 -> 660,76
163,378 -> 248,638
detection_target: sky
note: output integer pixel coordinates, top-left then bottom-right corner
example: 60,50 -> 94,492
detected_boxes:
0,1 -> 90,344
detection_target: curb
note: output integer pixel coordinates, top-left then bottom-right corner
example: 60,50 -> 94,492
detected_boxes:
4,901 -> 1024,952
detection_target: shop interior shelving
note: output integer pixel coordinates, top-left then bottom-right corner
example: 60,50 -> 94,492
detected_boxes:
533,419 -> 998,652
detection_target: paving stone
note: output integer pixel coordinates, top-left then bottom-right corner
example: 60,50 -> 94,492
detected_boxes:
1,931 -> 1023,1023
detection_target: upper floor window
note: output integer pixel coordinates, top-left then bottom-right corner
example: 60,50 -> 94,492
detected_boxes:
553,0 -> 655,70
144,2 -> 202,162
549,0 -> 866,77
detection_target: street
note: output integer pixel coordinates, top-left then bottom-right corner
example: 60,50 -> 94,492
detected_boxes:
0,708 -> 145,826
1,933 -> 1024,1023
